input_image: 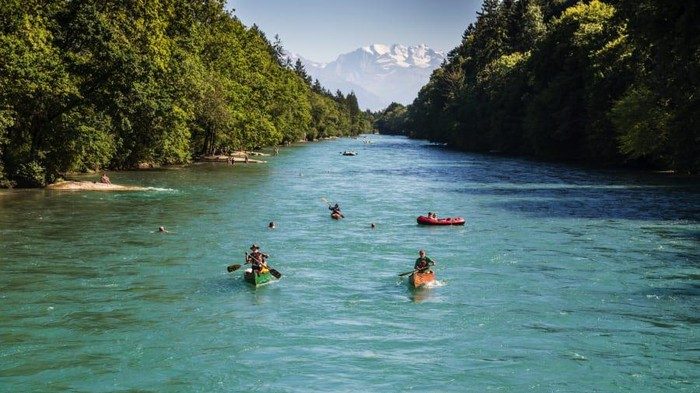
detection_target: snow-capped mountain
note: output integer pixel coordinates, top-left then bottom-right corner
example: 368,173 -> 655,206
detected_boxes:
289,44 -> 445,111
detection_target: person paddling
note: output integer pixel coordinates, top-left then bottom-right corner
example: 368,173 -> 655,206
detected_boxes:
329,203 -> 344,218
246,244 -> 269,274
414,249 -> 435,273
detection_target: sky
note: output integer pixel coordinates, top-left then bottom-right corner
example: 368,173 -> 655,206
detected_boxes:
228,0 -> 483,62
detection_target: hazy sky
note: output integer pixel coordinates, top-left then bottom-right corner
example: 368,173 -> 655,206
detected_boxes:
228,0 -> 483,62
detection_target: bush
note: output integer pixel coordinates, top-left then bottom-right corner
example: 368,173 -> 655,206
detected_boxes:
14,161 -> 46,187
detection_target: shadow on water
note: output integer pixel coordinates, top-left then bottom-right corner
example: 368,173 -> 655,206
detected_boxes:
355,139 -> 700,223
205,272 -> 283,298
469,183 -> 700,221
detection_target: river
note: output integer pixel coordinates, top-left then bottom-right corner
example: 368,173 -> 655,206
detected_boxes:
1,135 -> 698,391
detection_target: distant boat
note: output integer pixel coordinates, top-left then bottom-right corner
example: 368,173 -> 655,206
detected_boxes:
341,150 -> 357,156
417,215 -> 465,226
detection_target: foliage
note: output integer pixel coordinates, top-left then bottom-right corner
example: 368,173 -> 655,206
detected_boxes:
382,0 -> 699,173
0,0 -> 371,187
374,103 -> 407,135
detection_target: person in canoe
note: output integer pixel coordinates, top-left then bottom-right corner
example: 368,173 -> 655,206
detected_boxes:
246,244 -> 269,274
329,203 -> 345,218
414,249 -> 435,273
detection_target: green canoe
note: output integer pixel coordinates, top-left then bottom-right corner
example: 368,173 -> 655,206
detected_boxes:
244,269 -> 273,286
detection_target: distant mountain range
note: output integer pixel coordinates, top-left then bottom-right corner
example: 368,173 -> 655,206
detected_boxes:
288,44 -> 446,111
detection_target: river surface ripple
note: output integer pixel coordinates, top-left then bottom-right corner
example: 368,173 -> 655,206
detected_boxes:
1,135 -> 698,392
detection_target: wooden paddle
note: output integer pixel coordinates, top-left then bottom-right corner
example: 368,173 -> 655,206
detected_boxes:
226,252 -> 282,278
267,268 -> 282,279
226,252 -> 248,272
322,197 -> 345,218
398,261 -> 435,276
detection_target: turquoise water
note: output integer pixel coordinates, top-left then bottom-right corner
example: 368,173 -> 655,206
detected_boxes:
1,135 -> 698,392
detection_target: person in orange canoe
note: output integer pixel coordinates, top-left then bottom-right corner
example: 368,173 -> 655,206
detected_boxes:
414,249 -> 435,273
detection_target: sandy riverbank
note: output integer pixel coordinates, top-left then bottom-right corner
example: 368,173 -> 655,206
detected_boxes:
199,154 -> 267,164
46,181 -> 151,191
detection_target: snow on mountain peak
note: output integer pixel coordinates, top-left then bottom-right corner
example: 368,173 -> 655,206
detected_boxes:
292,44 -> 446,110
370,43 -> 390,55
353,43 -> 444,70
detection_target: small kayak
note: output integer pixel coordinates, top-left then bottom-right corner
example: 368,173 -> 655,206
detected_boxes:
331,212 -> 343,220
341,151 -> 357,156
244,269 -> 273,286
409,271 -> 436,288
417,215 -> 465,226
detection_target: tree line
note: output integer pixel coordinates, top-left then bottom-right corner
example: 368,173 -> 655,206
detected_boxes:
373,0 -> 699,174
0,0 -> 371,187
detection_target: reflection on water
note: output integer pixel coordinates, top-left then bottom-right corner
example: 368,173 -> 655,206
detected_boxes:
409,287 -> 432,303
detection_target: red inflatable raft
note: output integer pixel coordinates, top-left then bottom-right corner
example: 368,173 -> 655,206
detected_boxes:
416,215 -> 465,226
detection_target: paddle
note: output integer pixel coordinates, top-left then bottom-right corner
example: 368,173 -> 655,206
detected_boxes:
226,252 -> 247,272
226,252 -> 282,278
322,197 -> 345,218
267,268 -> 283,279
398,261 -> 435,276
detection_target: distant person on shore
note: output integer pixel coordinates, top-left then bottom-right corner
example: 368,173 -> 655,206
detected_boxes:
414,250 -> 435,273
100,173 -> 111,184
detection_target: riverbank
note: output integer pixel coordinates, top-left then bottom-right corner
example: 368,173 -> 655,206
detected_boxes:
198,154 -> 267,164
45,181 -> 151,191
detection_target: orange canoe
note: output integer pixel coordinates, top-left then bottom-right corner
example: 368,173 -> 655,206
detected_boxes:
409,271 -> 436,288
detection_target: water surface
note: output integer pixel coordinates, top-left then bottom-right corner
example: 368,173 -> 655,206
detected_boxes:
1,135 -> 698,391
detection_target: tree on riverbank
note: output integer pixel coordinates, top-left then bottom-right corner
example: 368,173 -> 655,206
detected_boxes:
0,1 -> 371,187
373,0 -> 699,174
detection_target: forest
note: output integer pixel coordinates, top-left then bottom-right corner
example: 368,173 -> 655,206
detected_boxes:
0,0 -> 370,187
374,0 -> 699,174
